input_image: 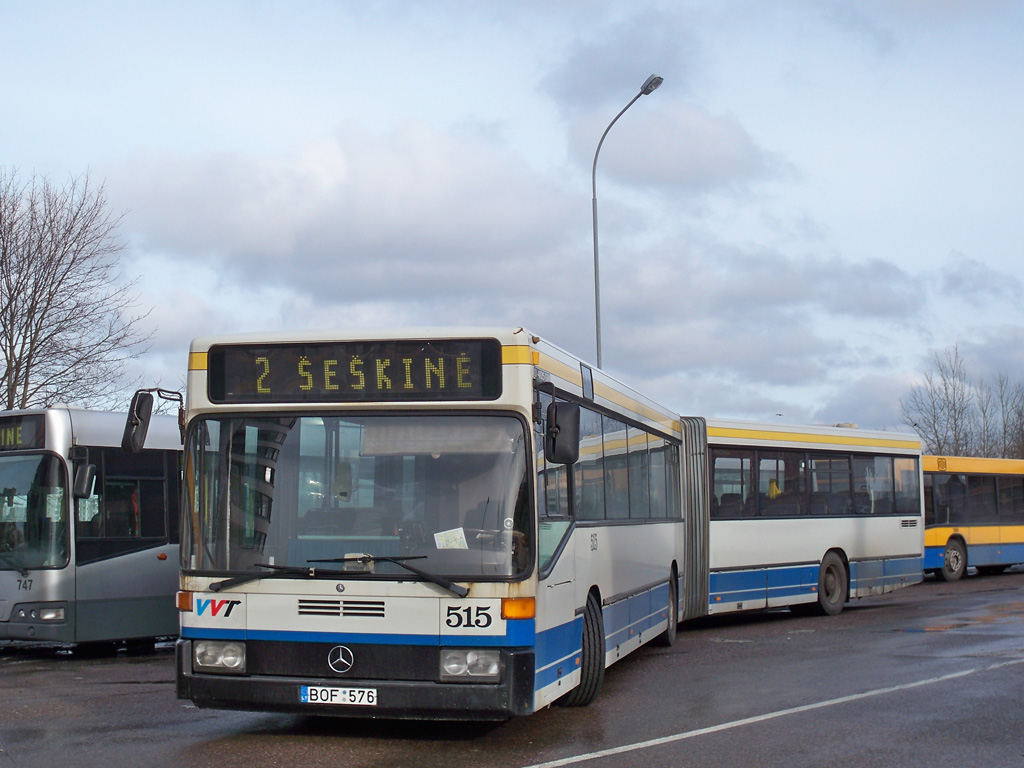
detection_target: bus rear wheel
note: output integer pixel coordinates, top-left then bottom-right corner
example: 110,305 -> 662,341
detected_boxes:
560,593 -> 605,707
654,572 -> 678,647
816,552 -> 848,616
940,539 -> 967,582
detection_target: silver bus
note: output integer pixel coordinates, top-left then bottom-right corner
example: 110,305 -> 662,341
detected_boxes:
0,406 -> 181,647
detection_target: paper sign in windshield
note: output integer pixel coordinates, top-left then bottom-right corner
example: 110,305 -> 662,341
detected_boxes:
434,528 -> 469,550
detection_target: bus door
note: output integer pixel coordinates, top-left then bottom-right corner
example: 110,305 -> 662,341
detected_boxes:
533,395 -> 578,707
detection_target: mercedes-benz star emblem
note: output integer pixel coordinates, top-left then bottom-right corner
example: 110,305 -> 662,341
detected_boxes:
328,645 -> 354,674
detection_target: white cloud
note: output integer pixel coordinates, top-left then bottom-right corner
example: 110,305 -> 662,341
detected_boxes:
568,102 -> 775,192
5,0 -> 1024,429
110,122 -> 582,302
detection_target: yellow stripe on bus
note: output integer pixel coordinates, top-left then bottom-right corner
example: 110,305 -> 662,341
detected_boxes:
189,352 -> 208,371
535,352 -> 582,386
502,345 -> 537,366
593,381 -> 679,433
923,455 -> 1024,475
707,426 -> 920,451
925,525 -> 1024,547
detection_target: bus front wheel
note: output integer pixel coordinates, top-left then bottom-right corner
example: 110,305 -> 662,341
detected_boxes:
940,539 -> 967,582
560,593 -> 605,707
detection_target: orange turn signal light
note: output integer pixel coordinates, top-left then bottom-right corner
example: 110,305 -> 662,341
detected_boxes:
501,597 -> 536,620
176,591 -> 194,612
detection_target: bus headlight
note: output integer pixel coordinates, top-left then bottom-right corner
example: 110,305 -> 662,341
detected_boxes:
12,602 -> 67,623
193,640 -> 246,673
439,649 -> 503,682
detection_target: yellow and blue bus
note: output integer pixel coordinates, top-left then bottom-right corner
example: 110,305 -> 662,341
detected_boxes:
923,455 -> 1024,581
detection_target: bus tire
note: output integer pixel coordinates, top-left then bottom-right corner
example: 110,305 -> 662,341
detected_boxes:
561,593 -> 605,707
816,551 -> 847,616
654,572 -> 678,647
940,539 -> 967,582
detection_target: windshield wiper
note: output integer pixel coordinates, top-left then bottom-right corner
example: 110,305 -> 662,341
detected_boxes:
209,563 -> 350,592
0,552 -> 29,577
309,555 -> 469,598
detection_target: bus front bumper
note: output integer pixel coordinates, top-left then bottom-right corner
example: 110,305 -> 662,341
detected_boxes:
175,639 -> 535,720
0,601 -> 70,642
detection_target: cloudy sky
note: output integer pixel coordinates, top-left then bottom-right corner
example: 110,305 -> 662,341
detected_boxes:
3,1 -> 1023,430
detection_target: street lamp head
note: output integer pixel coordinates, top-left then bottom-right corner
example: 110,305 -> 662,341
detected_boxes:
591,72 -> 663,369
640,74 -> 663,96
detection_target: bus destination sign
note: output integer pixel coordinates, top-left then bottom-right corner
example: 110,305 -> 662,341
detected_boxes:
207,339 -> 503,404
0,415 -> 45,452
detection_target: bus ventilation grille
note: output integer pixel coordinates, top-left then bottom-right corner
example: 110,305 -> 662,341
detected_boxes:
297,599 -> 386,618
900,519 -> 918,528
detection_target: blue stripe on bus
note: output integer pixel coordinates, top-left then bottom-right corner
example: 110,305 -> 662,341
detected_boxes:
531,582 -> 672,694
534,617 -> 583,690
923,546 -> 945,571
603,582 -> 669,650
849,556 -> 922,590
181,619 -> 535,647
709,565 -> 817,605
984,542 -> 1024,565
182,627 -> 248,641
709,556 -> 923,607
925,543 -> 1024,570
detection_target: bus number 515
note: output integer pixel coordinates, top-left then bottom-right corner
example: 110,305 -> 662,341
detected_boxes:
445,605 -> 493,628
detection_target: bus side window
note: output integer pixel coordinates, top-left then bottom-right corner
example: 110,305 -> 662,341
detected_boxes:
574,406 -> 605,521
711,449 -> 754,519
76,492 -> 102,538
104,482 -> 140,537
535,389 -> 574,574
536,390 -> 571,520
76,448 -> 171,564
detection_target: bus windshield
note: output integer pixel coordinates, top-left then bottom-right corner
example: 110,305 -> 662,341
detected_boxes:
184,414 -> 531,580
0,454 -> 69,571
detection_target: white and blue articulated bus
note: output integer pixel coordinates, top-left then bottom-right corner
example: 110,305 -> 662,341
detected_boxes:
157,327 -> 924,721
0,405 -> 182,646
167,327 -> 691,719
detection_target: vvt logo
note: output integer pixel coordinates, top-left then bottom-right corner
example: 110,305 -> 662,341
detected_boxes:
196,598 -> 242,617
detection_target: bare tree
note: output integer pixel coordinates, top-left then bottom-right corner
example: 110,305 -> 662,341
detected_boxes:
900,346 -> 977,456
975,378 -> 997,458
992,372 -> 1024,457
0,169 -> 151,410
900,346 -> 1024,458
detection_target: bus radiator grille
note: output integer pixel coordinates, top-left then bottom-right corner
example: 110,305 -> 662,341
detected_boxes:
297,599 -> 386,618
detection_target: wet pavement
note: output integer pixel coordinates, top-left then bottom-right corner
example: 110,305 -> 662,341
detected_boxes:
2,572 -> 1024,768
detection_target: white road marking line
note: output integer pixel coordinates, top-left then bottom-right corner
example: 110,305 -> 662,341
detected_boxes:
520,657 -> 1024,768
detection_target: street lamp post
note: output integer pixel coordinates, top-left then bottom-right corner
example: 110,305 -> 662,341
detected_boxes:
592,74 -> 663,369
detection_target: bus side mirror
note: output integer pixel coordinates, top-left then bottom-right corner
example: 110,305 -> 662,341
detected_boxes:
73,464 -> 97,499
122,390 -> 155,453
545,402 -> 580,465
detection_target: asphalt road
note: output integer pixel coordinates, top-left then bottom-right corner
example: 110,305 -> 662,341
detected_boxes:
2,572 -> 1023,768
